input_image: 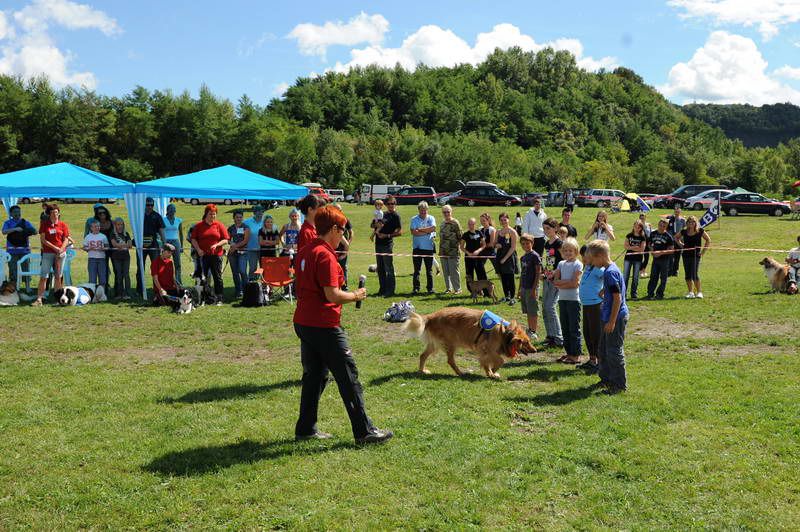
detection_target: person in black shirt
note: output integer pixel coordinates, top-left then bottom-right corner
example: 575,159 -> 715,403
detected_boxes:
459,217 -> 487,284
674,215 -> 711,299
559,208 -> 578,238
645,219 -> 674,299
622,220 -> 647,299
374,195 -> 401,296
136,197 -> 166,295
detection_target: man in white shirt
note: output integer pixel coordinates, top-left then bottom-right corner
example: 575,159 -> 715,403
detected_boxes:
522,197 -> 547,256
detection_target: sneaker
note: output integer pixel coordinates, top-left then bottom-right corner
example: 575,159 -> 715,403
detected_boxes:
630,295 -> 638,300
584,363 -> 599,374
685,292 -> 695,299
695,292 -> 704,299
655,294 -> 664,300
296,431 -> 334,441
507,298 -> 516,306
525,328 -> 538,339
31,299 -> 43,306
453,290 -> 462,295
215,301 -> 224,306
356,428 -> 394,445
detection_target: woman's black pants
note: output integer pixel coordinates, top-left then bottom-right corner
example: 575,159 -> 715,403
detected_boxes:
201,255 -> 224,301
294,324 -> 375,439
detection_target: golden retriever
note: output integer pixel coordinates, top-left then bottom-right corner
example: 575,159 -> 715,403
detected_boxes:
403,307 -> 536,379
759,257 -> 789,293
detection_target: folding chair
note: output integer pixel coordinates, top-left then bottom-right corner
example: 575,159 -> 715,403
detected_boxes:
17,249 -> 76,291
256,256 -> 295,303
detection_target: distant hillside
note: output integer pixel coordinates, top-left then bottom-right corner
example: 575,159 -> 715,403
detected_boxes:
683,103 -> 800,148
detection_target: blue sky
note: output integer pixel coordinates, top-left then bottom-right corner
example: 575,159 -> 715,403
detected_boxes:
2,0 -> 800,106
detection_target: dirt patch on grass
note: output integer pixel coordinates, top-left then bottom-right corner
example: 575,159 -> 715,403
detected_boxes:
629,317 -> 726,340
690,344 -> 795,358
358,322 -> 410,343
25,346 -> 286,366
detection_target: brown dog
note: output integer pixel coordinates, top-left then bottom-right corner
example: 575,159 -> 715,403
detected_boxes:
465,279 -> 498,303
759,257 -> 789,293
403,307 -> 536,379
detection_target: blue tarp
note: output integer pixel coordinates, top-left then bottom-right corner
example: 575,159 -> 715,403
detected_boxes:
135,165 -> 308,200
0,162 -> 135,199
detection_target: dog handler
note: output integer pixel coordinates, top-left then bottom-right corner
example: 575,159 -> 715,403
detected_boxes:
293,205 -> 393,445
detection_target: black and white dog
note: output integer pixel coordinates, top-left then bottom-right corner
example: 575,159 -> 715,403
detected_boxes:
176,289 -> 195,314
54,283 -> 107,306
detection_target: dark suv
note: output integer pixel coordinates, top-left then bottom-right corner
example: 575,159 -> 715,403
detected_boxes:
451,183 -> 521,207
653,185 -> 722,208
394,186 -> 439,205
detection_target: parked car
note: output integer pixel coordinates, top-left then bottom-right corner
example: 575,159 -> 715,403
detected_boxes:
437,190 -> 462,205
182,198 -> 245,205
521,192 -> 546,206
62,198 -> 117,204
652,184 -> 722,209
394,186 -> 440,205
720,192 -> 791,216
449,181 -> 521,207
575,189 -> 626,208
685,189 -> 732,211
544,192 -> 564,207
325,188 -> 345,201
17,197 -> 45,204
360,184 -> 406,203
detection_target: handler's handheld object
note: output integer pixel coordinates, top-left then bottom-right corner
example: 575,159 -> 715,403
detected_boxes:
356,274 -> 366,309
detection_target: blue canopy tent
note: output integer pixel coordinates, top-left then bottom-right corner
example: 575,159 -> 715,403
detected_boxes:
131,165 -> 308,297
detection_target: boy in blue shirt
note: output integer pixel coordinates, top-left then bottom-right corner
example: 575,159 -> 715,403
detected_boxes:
587,239 -> 629,394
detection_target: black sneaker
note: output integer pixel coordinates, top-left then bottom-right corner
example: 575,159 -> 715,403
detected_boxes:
655,294 -> 664,300
356,428 -> 394,445
295,431 -> 334,441
643,294 -> 653,300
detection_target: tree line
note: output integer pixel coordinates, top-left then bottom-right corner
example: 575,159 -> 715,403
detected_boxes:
1,47 -> 798,196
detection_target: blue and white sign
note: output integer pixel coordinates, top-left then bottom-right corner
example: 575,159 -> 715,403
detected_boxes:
699,199 -> 720,228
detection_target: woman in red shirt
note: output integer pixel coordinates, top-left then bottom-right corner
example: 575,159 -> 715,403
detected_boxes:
33,204 -> 73,306
296,194 -> 326,252
293,206 -> 392,445
190,204 -> 229,305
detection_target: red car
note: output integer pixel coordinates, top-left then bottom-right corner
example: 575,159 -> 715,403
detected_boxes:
306,187 -> 331,202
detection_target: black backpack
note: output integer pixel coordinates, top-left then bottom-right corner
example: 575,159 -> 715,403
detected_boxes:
241,281 -> 268,307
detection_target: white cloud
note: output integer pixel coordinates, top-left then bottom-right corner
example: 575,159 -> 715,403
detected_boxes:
288,12 -> 389,58
0,0 -> 118,89
329,22 -> 617,73
660,30 -> 800,104
237,32 -> 276,58
668,0 -> 800,40
272,82 -> 290,97
14,0 -> 120,36
774,64 -> 800,79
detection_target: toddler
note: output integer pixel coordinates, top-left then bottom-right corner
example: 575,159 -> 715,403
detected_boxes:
370,199 -> 385,242
788,235 -> 800,294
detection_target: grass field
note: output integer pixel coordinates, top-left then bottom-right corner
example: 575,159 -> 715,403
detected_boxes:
1,200 -> 799,529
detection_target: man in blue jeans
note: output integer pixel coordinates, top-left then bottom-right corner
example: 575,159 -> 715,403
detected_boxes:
2,205 -> 37,286
409,201 -> 436,294
374,195 -> 401,297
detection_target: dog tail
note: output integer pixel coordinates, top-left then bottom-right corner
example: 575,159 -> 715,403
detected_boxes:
403,312 -> 426,337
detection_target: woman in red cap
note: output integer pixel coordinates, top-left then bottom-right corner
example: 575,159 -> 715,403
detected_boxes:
190,204 -> 229,305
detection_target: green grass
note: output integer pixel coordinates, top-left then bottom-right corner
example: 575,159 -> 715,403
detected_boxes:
2,201 -> 800,529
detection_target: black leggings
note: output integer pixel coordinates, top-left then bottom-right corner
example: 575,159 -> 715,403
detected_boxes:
201,255 -> 224,300
500,273 -> 515,299
464,256 -> 487,282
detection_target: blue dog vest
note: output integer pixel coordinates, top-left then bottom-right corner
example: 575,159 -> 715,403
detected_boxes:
480,310 -> 510,330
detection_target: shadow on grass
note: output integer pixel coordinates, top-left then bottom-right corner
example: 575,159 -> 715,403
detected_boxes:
506,384 -> 597,405
369,371 -> 484,386
508,367 -> 581,382
158,380 -> 301,404
143,438 -> 350,476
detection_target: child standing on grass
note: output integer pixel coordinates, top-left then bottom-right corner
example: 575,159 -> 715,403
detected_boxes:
788,235 -> 800,295
541,218 -> 563,348
83,220 -> 109,288
517,234 -> 541,339
370,199 -> 385,242
553,238 -> 583,364
577,245 -> 604,374
587,239 -> 629,395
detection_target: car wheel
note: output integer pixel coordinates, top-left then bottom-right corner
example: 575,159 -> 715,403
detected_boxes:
694,203 -> 704,211
468,200 -> 475,207
728,207 -> 738,216
596,200 -> 606,208
190,199 -> 199,205
224,199 -> 232,205
773,207 -> 784,217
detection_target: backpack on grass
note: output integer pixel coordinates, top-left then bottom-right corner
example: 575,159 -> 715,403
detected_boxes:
241,281 -> 268,307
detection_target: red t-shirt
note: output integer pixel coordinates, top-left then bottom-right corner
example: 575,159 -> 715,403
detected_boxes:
192,220 -> 230,256
293,238 -> 344,328
297,220 -> 317,252
150,256 -> 176,290
39,220 -> 70,254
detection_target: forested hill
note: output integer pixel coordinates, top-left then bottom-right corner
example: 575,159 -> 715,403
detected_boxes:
1,48 -> 798,195
683,103 -> 800,148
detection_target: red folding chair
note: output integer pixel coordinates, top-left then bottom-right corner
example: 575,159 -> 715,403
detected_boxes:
256,256 -> 295,303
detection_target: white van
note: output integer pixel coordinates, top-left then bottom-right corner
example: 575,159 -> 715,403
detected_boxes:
360,184 -> 405,203
326,189 -> 345,201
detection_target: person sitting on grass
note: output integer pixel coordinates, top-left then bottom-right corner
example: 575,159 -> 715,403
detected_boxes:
553,237 -> 583,364
586,239 -> 629,395
787,235 -> 800,295
151,243 -> 179,307
517,233 -> 541,339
